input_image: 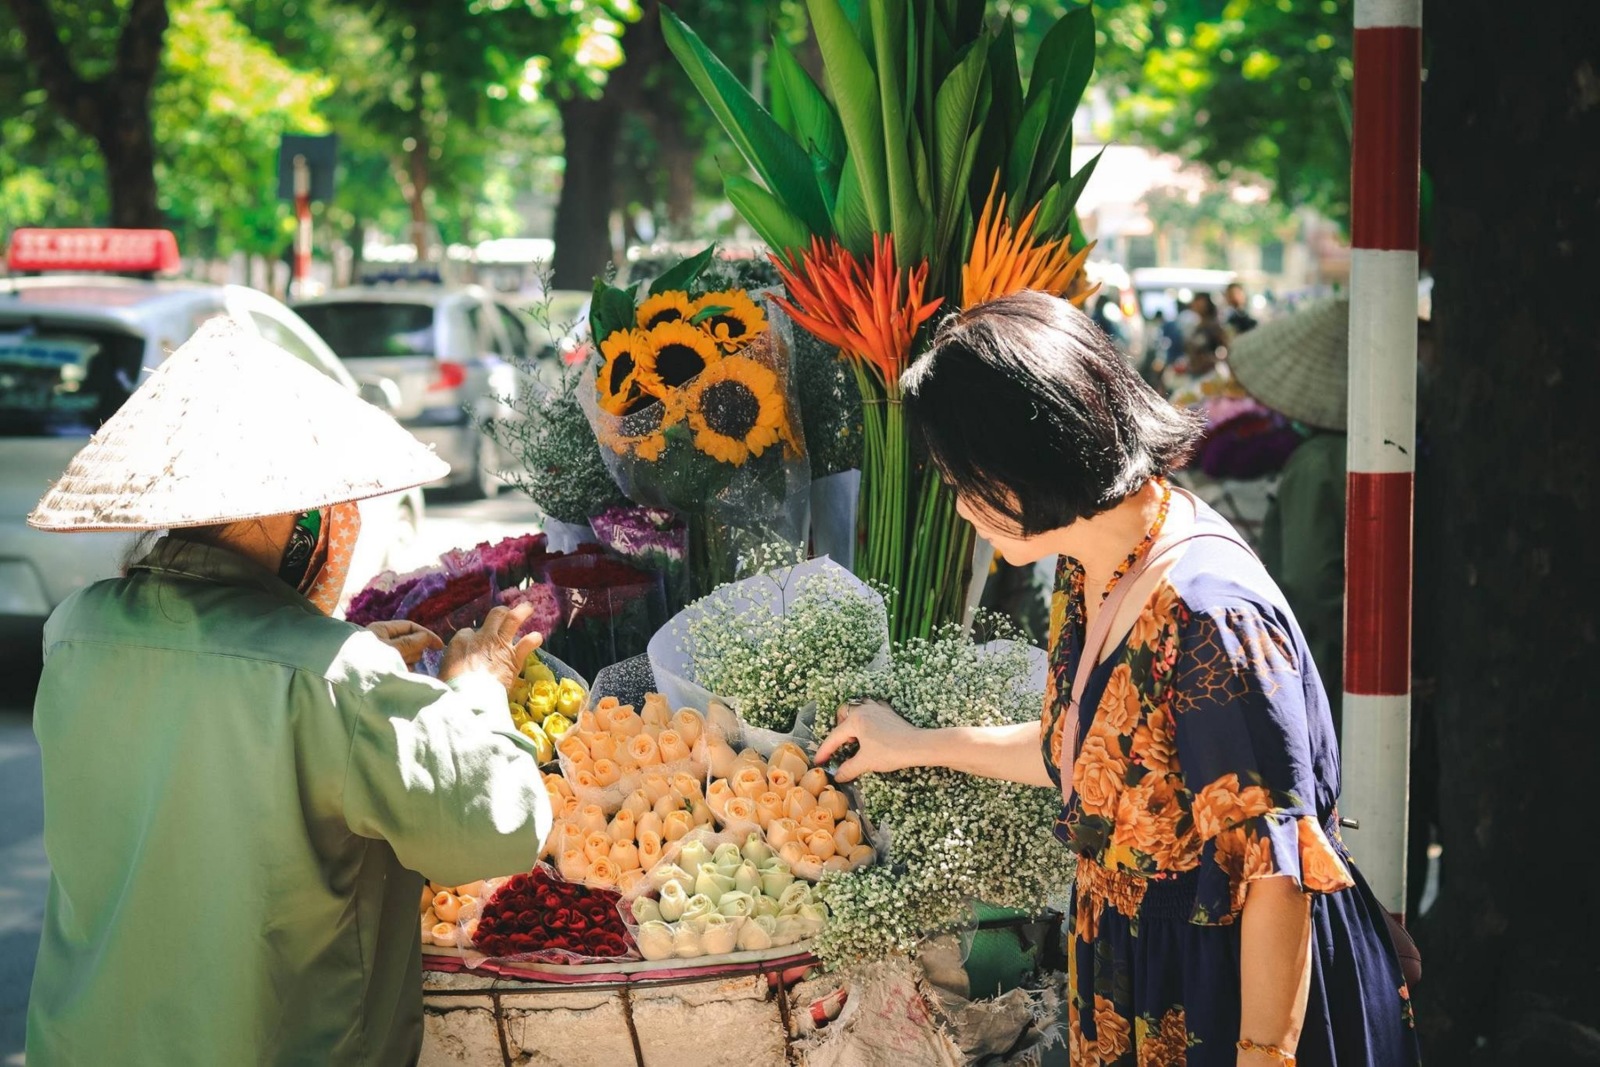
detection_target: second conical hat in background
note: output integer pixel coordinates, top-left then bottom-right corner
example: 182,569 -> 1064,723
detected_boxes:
29,317 -> 451,532
1226,297 -> 1350,432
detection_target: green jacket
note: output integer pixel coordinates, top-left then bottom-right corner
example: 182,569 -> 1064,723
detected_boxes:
1260,431 -> 1348,733
26,538 -> 551,1066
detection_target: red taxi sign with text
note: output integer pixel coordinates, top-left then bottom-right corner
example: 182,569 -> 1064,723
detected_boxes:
5,228 -> 181,275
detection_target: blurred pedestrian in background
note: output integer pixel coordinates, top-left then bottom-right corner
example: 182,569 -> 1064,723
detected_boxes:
1228,298 -> 1350,734
1161,292 -> 1233,401
1225,281 -> 1260,334
1232,299 -> 1442,920
1091,292 -> 1129,348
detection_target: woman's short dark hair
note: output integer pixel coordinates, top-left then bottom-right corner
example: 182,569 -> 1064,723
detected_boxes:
901,290 -> 1202,535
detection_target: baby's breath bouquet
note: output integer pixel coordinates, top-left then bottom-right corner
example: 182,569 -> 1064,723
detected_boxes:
579,246 -> 811,600
647,556 -> 889,735
810,621 -> 1072,968
686,564 -> 889,733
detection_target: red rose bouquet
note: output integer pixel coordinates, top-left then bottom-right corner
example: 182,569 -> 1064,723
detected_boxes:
469,866 -> 635,962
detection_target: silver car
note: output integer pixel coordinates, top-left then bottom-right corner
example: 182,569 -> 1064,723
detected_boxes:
0,276 -> 425,642
293,286 -> 547,499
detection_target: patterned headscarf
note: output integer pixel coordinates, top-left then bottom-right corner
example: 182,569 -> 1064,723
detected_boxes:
298,501 -> 363,614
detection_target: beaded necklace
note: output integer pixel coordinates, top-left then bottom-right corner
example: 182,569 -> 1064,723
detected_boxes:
1100,478 -> 1173,602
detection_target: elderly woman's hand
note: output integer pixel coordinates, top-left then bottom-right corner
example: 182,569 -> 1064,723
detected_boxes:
438,603 -> 544,690
813,700 -> 927,782
365,620 -> 444,667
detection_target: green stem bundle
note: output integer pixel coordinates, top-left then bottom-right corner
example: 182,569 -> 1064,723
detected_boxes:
851,362 -> 974,642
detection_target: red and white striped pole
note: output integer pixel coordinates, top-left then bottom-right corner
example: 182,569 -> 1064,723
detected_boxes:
293,153 -> 313,300
1343,0 -> 1421,916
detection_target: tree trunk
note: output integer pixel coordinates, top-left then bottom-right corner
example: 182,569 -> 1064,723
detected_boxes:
549,1 -> 663,290
551,96 -> 623,289
348,218 -> 366,283
649,92 -> 698,237
5,0 -> 168,228
1416,3 -> 1600,1063
407,136 -> 431,260
96,95 -> 162,228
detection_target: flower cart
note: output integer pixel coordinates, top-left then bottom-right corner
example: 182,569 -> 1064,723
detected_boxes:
341,2 -> 1119,1057
350,548 -> 1073,1064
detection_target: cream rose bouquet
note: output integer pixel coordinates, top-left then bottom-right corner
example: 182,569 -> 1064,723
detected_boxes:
626,835 -> 832,961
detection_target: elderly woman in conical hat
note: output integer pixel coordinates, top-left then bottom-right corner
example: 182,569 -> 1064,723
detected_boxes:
23,320 -> 551,1067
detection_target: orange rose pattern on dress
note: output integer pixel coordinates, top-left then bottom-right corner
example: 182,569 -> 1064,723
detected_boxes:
1100,664 -> 1143,734
1298,815 -> 1357,893
1133,1007 -> 1194,1066
1044,562 -> 1354,915
1047,522 -> 1418,1064
1095,995 -> 1133,1062
1075,730 -> 1127,818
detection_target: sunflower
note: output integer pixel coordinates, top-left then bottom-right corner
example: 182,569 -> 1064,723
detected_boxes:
685,355 -> 786,466
599,391 -> 684,463
637,290 -> 695,331
636,320 -> 720,395
596,329 -> 658,416
692,289 -> 768,352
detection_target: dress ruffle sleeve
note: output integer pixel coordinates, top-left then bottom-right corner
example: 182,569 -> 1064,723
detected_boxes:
1170,601 -> 1355,926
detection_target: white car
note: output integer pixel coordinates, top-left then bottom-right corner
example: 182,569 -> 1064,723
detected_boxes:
292,285 -> 549,499
1,243 -> 427,643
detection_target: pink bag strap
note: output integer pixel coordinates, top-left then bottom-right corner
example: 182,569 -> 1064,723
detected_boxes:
1059,524 -> 1254,806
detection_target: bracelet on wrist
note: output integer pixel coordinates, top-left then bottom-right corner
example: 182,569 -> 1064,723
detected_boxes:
1237,1038 -> 1296,1066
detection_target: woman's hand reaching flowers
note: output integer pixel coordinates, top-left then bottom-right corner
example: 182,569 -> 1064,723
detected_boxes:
439,604 -> 545,689
813,700 -> 926,782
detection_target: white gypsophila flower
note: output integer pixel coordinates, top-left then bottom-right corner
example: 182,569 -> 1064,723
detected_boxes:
687,568 -> 888,732
813,615 -> 1074,970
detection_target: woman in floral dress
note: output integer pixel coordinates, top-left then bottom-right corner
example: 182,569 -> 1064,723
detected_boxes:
816,292 -> 1420,1066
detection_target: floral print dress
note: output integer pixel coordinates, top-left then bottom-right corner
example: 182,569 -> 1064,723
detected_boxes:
1043,500 -> 1421,1067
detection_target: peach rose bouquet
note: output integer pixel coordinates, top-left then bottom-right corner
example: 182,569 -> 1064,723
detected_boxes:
703,739 -> 875,883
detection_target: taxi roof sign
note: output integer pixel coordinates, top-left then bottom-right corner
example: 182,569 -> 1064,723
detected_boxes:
5,228 -> 181,275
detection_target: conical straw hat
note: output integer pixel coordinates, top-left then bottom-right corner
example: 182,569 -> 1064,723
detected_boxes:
28,317 -> 451,532
1226,297 -> 1349,432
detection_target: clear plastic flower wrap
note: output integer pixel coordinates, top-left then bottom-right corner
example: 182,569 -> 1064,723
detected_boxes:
344,564 -> 439,627
401,568 -> 500,644
646,556 -> 890,733
539,553 -> 667,682
498,582 -> 561,643
588,504 -> 691,613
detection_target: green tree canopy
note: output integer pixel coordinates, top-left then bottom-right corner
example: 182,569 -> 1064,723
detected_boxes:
1096,0 -> 1353,223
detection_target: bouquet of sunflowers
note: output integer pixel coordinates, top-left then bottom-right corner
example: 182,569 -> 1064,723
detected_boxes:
579,247 -> 811,600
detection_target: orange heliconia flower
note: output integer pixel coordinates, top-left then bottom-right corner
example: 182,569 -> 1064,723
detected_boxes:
770,233 -> 943,386
963,176 -> 1099,310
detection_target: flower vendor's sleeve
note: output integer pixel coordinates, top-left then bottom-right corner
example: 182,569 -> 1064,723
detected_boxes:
1170,600 -> 1353,926
338,652 -> 553,887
